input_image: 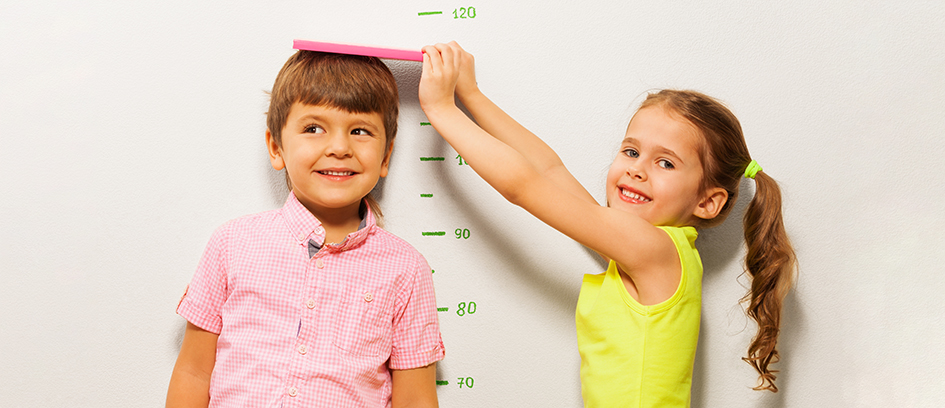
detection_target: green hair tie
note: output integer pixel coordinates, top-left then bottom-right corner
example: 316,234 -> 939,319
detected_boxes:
744,160 -> 762,179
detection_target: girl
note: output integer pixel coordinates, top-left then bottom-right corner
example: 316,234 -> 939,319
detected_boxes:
418,42 -> 795,407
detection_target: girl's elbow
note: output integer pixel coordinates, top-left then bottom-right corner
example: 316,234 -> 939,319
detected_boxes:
497,178 -> 530,207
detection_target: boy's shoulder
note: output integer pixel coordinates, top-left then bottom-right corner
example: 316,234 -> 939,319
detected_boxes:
367,226 -> 424,257
218,207 -> 284,231
205,207 -> 286,245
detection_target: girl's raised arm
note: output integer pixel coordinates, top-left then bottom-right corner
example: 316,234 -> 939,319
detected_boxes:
433,42 -> 598,208
419,43 -> 681,303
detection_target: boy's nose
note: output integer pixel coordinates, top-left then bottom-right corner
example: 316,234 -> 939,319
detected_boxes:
326,133 -> 353,156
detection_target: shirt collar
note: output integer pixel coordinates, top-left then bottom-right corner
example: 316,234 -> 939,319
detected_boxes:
280,192 -> 377,253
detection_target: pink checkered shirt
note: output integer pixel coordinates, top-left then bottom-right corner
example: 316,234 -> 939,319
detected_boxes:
178,193 -> 445,408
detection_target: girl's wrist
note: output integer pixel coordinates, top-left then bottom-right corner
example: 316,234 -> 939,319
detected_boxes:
456,88 -> 485,107
422,102 -> 461,121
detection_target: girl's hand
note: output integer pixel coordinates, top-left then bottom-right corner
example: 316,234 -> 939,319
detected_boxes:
419,42 -> 462,114
450,42 -> 480,102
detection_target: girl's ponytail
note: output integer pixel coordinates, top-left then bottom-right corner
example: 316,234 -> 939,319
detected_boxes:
741,170 -> 796,392
640,89 -> 796,392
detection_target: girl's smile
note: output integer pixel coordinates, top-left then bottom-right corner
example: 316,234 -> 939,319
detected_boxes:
606,106 -> 708,227
617,185 -> 652,204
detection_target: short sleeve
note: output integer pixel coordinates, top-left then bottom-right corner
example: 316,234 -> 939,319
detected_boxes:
176,225 -> 229,334
388,254 -> 445,370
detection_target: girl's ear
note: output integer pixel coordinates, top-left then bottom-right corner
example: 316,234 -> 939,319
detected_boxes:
266,130 -> 285,171
693,187 -> 728,220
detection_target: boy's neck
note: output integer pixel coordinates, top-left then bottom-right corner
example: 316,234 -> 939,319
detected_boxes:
301,200 -> 364,244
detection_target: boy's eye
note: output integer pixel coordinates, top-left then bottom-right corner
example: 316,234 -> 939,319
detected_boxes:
351,128 -> 373,136
304,125 -> 325,134
658,159 -> 675,170
623,148 -> 639,158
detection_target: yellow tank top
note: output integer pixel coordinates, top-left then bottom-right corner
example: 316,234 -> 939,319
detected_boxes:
575,226 -> 702,408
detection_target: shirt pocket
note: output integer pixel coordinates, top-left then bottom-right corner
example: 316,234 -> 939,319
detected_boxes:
331,285 -> 393,357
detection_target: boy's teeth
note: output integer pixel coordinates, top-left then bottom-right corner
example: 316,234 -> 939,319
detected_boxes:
321,171 -> 353,176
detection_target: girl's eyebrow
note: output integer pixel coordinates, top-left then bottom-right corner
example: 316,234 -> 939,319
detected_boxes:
622,137 -> 685,164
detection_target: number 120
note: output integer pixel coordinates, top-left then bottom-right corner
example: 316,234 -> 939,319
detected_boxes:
453,7 -> 476,19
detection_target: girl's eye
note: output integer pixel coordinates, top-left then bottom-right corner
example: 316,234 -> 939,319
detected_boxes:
351,128 -> 373,136
658,159 -> 675,170
623,148 -> 639,158
304,125 -> 325,134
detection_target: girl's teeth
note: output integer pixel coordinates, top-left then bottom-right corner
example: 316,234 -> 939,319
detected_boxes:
621,189 -> 650,202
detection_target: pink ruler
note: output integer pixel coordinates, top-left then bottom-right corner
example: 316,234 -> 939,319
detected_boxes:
293,40 -> 423,62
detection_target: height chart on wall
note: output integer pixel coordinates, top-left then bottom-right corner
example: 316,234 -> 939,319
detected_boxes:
376,7 -> 588,402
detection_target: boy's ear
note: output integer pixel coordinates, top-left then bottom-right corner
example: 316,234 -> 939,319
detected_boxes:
266,130 -> 285,171
379,139 -> 394,178
693,187 -> 728,220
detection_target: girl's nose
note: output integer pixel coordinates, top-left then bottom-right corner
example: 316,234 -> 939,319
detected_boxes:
627,164 -> 647,180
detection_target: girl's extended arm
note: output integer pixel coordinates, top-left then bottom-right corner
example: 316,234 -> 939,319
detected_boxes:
166,322 -> 218,408
419,43 -> 680,303
448,46 -> 597,206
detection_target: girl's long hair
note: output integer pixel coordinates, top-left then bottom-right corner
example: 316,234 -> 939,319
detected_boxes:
640,90 -> 797,392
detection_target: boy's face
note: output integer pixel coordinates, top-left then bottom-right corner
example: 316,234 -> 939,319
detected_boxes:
267,103 -> 391,220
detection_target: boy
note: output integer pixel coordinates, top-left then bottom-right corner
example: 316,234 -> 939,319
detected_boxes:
167,51 -> 444,408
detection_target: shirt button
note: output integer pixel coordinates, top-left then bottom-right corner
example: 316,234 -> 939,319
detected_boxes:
288,387 -> 298,397
315,226 -> 324,234
298,344 -> 307,355
306,299 -> 316,309
298,232 -> 307,241
316,259 -> 325,269
364,292 -> 374,302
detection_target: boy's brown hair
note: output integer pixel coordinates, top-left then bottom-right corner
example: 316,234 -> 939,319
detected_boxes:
267,50 -> 399,218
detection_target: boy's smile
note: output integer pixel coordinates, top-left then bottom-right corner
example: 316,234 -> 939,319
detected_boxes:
267,103 -> 391,227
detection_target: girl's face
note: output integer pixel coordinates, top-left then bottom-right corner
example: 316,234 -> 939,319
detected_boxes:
268,103 -> 391,220
606,106 -> 711,227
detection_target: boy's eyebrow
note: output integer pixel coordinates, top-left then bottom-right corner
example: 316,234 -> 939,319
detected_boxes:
294,113 -> 382,130
622,137 -> 686,164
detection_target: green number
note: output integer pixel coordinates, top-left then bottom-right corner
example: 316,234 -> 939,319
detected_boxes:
454,228 -> 470,239
456,301 -> 477,316
453,7 -> 476,19
456,154 -> 466,165
457,376 -> 474,388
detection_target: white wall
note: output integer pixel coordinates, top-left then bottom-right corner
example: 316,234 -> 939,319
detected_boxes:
2,1 -> 943,406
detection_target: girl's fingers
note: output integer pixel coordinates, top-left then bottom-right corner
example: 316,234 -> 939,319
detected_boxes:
421,51 -> 431,77
426,45 -> 445,75
434,43 -> 453,74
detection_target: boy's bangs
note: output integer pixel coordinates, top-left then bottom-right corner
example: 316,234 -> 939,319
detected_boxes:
292,55 -> 396,115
